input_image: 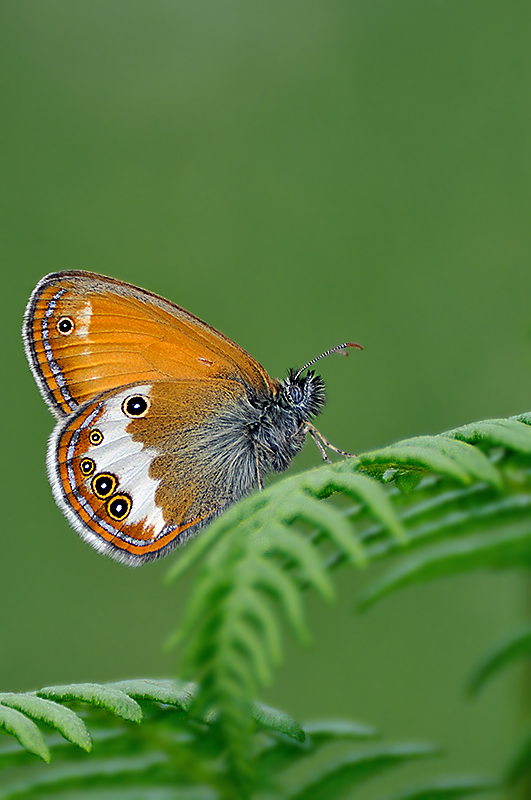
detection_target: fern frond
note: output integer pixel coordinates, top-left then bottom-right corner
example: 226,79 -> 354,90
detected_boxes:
357,419 -> 531,606
107,678 -> 196,710
0,703 -> 50,763
358,434 -> 502,489
302,719 -> 377,742
359,521 -> 531,609
166,411 -> 531,790
386,775 -> 497,800
0,692 -> 91,753
282,742 -> 439,800
0,680 -> 459,800
2,414 -> 525,795
37,684 -> 143,723
467,625 -> 531,696
254,718 -> 379,779
0,753 -> 170,800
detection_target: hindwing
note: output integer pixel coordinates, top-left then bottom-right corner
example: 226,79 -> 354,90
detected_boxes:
49,379 -> 258,565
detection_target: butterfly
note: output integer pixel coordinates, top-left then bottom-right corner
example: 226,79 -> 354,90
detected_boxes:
23,272 -> 361,566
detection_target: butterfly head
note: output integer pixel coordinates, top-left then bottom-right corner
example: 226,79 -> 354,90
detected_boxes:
276,342 -> 363,422
279,368 -> 326,421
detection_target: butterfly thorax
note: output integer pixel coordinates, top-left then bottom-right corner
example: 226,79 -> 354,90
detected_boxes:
244,369 -> 326,475
173,370 -> 325,519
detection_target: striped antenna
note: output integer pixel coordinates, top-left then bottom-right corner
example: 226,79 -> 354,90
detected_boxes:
294,342 -> 363,380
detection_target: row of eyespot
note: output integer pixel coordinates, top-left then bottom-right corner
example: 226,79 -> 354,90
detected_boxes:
79,453 -> 132,522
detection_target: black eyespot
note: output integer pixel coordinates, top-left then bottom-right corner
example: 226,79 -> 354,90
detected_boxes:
92,473 -> 117,499
57,317 -> 74,335
80,458 -> 95,476
89,430 -> 103,445
122,395 -> 150,418
107,494 -> 132,521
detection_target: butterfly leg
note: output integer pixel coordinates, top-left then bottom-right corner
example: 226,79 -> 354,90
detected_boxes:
254,447 -> 264,492
305,423 -> 356,459
306,426 -> 332,463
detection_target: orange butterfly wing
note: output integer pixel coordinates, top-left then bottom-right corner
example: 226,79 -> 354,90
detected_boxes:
50,379 -> 252,564
23,271 -> 275,417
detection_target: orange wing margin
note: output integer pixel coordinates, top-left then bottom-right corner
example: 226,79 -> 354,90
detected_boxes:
23,271 -> 275,417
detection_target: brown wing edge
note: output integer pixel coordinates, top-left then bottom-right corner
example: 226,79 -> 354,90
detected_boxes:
46,396 -> 222,566
22,272 -> 75,419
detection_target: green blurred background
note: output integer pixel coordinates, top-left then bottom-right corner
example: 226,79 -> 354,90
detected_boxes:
2,1 -> 530,795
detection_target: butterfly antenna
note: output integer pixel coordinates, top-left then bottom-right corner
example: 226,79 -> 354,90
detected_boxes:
294,342 -> 363,380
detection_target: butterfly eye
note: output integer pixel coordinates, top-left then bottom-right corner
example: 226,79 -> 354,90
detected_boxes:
290,385 -> 303,404
106,494 -> 132,521
56,317 -> 74,335
92,473 -> 118,499
79,458 -> 95,476
89,430 -> 104,446
122,395 -> 151,418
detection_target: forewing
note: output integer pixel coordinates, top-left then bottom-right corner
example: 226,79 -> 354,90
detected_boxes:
48,379 -> 254,565
23,271 -> 274,418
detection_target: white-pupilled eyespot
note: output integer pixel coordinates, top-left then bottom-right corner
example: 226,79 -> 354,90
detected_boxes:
121,395 -> 151,418
92,473 -> 117,499
107,494 -> 132,521
89,429 -> 104,445
56,317 -> 74,335
79,458 -> 95,476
